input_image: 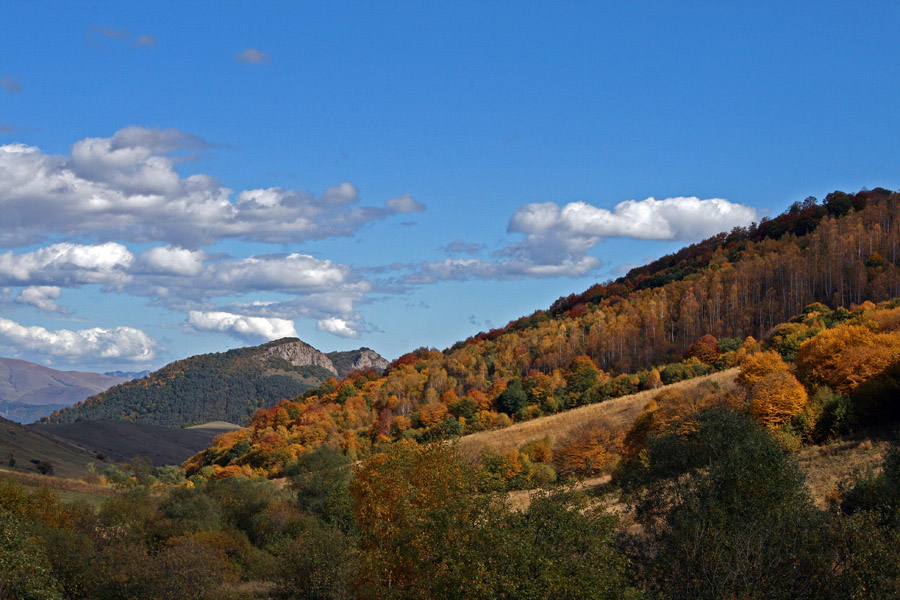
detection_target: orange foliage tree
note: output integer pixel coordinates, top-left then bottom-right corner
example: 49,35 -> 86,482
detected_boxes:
553,419 -> 621,478
795,324 -> 900,394
738,351 -> 807,427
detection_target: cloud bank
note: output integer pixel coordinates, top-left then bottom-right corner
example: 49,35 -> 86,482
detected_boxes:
410,196 -> 757,281
188,310 -> 297,342
0,127 -> 424,247
0,318 -> 156,362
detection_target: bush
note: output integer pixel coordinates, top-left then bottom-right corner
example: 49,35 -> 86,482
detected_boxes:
621,408 -> 835,599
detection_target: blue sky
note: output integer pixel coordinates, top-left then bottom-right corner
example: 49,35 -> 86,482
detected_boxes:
2,1 -> 900,372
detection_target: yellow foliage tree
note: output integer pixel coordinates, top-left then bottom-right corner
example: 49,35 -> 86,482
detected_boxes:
737,350 -> 808,428
737,350 -> 791,388
747,370 -> 809,428
795,324 -> 900,394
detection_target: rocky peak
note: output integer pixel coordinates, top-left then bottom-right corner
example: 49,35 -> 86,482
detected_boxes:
327,347 -> 389,378
261,340 -> 338,376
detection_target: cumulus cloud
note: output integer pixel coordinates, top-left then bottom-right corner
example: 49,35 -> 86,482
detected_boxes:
188,310 -> 297,341
15,286 -> 64,313
509,197 -> 758,243
127,252 -> 363,302
138,246 -> 205,276
0,317 -> 156,362
0,128 -> 425,247
406,196 -> 757,282
317,317 -> 360,339
0,242 -> 133,287
2,242 -> 369,338
386,194 -> 426,213
235,48 -> 272,64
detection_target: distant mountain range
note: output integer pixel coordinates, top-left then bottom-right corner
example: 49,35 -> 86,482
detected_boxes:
0,358 -> 130,424
43,338 -> 388,427
103,370 -> 151,379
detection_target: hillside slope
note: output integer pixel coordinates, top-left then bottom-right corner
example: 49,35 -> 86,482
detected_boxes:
185,189 -> 900,478
31,420 -> 241,466
0,415 -> 105,478
0,358 -> 129,424
44,339 -> 387,427
457,368 -> 738,457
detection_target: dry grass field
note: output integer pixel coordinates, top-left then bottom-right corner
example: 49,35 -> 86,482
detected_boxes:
798,438 -> 892,508
459,368 -> 739,459
0,466 -> 118,501
458,368 -> 894,511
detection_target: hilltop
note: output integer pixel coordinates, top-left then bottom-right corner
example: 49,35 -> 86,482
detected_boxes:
44,339 -> 387,427
0,358 -> 129,424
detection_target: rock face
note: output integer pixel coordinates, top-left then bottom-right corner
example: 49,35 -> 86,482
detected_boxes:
261,340 -> 338,376
327,348 -> 390,378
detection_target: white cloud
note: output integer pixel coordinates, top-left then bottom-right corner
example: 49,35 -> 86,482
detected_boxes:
317,317 -> 360,339
411,255 -> 600,282
386,193 -> 426,213
406,196 -> 757,282
204,253 -> 353,292
138,246 -> 205,276
0,317 -> 156,362
0,128 -> 425,247
188,310 -> 297,341
0,242 -> 133,287
509,197 -> 758,242
129,252 -> 363,300
16,286 -> 63,313
235,48 -> 272,64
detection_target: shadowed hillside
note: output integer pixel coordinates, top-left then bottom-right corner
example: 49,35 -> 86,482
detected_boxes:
31,420 -> 242,466
0,415 -> 105,478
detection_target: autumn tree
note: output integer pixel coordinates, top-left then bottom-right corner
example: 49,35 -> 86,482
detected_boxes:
796,324 -> 900,393
738,350 -> 808,427
553,418 -> 622,478
686,334 -> 721,364
349,442 -> 486,599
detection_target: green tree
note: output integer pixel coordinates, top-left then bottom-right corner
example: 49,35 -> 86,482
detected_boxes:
0,509 -> 62,600
496,378 -> 528,416
622,408 -> 835,599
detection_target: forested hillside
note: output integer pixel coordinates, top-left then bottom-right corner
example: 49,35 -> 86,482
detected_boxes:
43,339 -> 386,427
186,188 -> 900,477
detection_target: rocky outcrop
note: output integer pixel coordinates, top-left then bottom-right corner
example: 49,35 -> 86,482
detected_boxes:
261,340 -> 338,376
327,348 -> 389,378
